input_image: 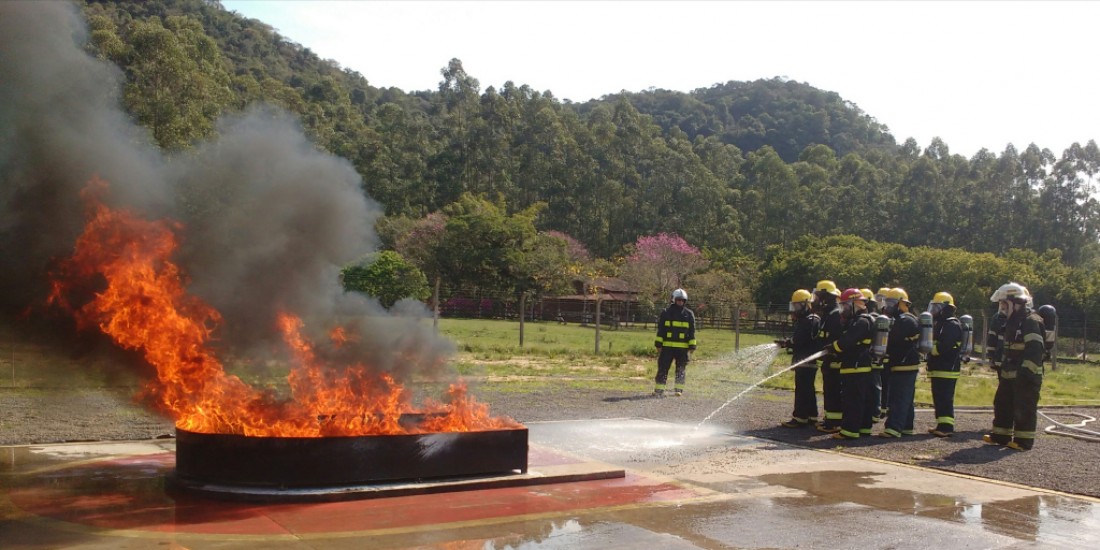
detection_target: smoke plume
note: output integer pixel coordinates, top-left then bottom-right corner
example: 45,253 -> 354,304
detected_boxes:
0,3 -> 453,381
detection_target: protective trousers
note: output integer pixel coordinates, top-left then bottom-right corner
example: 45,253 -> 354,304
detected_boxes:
839,370 -> 872,438
655,347 -> 689,390
930,376 -> 958,433
820,360 -> 842,428
883,369 -> 918,436
878,364 -> 890,416
870,366 -> 885,418
791,366 -> 819,423
990,369 -> 1043,449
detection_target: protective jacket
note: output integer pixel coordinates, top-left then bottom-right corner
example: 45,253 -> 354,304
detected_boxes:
818,305 -> 844,365
655,303 -> 697,350
986,311 -> 1007,365
832,312 -> 874,371
1001,311 -> 1045,378
928,316 -> 963,376
885,311 -> 921,371
791,312 -> 821,363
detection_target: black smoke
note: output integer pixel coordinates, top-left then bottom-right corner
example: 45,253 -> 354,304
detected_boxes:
0,2 -> 453,382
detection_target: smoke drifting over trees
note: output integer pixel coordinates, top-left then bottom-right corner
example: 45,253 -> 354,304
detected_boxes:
0,2 -> 453,381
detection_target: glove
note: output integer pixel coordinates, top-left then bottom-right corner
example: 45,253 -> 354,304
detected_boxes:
655,343 -> 662,349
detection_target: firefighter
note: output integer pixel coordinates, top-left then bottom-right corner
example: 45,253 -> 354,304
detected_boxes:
926,291 -> 963,437
986,288 -> 1011,367
878,288 -> 922,438
862,288 -> 886,423
828,288 -> 875,440
779,289 -> 821,428
983,283 -> 1045,450
653,288 -> 697,397
873,286 -> 893,421
812,280 -> 844,433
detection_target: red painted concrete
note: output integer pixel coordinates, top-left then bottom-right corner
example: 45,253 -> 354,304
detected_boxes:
7,449 -> 699,536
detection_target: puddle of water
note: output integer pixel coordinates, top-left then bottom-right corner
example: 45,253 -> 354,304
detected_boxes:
756,469 -> 1100,546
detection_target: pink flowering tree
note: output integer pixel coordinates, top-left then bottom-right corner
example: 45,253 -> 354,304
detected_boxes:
394,212 -> 447,324
620,233 -> 709,317
545,230 -> 590,265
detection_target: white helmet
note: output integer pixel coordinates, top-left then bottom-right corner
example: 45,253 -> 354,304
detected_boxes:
672,288 -> 688,301
990,282 -> 1032,306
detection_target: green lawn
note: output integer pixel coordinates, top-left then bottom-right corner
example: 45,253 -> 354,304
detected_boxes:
440,318 -> 1100,406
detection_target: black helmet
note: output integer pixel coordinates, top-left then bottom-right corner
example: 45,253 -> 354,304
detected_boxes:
1037,304 -> 1057,328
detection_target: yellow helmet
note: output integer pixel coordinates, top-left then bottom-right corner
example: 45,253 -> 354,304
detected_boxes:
889,288 -> 910,303
931,291 -> 955,307
860,288 -> 875,301
815,280 -> 840,296
791,289 -> 813,303
790,289 -> 812,313
875,287 -> 891,302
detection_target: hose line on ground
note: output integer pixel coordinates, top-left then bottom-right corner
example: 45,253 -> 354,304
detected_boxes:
1036,410 -> 1100,443
915,407 -> 1100,443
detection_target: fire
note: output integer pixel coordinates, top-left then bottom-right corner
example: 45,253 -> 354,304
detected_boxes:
47,177 -> 520,437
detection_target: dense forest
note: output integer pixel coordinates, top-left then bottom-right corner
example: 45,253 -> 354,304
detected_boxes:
74,0 -> 1100,334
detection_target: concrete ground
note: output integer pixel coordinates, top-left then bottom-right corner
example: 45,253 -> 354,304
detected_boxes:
2,418 -> 1098,549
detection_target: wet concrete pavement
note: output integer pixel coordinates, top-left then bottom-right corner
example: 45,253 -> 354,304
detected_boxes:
2,418 -> 1097,549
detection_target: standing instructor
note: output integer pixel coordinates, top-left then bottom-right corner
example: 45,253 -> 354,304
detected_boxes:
654,288 -> 697,397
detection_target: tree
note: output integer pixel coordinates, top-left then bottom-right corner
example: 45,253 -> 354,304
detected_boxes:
620,233 -> 709,318
118,16 -> 234,149
394,212 -> 447,325
341,251 -> 429,308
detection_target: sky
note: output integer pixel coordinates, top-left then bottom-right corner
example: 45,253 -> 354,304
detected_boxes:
219,0 -> 1100,159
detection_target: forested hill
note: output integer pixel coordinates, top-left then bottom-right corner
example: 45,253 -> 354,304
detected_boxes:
81,0 -> 1100,272
587,80 -> 898,163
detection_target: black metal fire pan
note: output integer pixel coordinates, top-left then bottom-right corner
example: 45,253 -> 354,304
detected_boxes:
174,426 -> 528,488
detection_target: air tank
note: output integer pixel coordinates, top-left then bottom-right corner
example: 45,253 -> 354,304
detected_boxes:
1037,305 -> 1058,352
871,314 -> 891,360
918,311 -> 934,355
959,314 -> 974,358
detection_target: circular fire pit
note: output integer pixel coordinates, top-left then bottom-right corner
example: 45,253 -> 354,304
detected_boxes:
171,425 -> 528,497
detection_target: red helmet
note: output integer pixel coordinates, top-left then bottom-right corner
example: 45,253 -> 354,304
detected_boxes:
839,288 -> 865,303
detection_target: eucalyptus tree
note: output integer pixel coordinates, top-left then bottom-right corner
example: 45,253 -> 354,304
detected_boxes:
110,15 -> 234,149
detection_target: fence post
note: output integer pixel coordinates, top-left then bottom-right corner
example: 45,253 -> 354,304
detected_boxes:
594,294 -> 602,354
1083,315 -> 1088,361
734,304 -> 741,352
980,311 -> 988,356
1050,321 -> 1058,371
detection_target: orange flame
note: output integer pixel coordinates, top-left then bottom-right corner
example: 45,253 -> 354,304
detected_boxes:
47,177 -> 520,437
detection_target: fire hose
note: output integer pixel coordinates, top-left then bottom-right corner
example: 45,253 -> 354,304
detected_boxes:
1037,410 -> 1100,442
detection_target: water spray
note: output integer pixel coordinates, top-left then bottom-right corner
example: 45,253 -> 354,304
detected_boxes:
696,350 -> 827,428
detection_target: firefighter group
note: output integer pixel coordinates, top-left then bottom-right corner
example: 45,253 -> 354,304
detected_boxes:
775,280 -> 1057,451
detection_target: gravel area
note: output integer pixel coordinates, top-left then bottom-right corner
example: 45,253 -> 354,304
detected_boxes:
3,385 -> 1098,500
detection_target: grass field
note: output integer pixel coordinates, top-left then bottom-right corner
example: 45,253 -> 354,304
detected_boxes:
2,317 -> 1096,408
440,318 -> 1100,407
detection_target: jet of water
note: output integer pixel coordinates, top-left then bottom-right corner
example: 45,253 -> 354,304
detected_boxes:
696,350 -> 827,428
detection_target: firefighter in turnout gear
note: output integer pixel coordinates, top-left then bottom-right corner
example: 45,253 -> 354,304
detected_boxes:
983,283 -> 1045,450
926,292 -> 963,437
862,288 -> 887,423
653,288 -> 697,397
813,280 -> 844,433
878,288 -> 922,438
986,289 -> 1011,368
829,288 -> 875,439
873,286 -> 893,421
780,289 -> 821,428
